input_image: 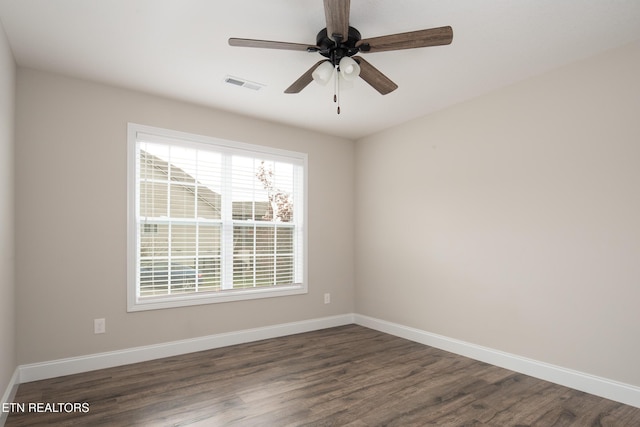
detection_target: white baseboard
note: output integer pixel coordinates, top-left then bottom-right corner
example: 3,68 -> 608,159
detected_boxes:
10,313 -> 640,411
18,314 -> 354,384
354,314 -> 640,409
1,368 -> 20,426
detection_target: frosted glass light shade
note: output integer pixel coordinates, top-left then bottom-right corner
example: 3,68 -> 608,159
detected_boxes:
339,57 -> 361,82
312,61 -> 335,86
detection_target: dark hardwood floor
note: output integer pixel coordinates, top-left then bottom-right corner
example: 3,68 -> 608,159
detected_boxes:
6,325 -> 640,426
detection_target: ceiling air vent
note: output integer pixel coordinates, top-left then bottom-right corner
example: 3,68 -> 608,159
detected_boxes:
224,75 -> 265,91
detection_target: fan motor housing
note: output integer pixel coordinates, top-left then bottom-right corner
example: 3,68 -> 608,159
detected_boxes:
316,26 -> 362,63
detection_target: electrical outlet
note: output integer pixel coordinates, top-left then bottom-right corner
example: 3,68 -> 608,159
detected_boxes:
324,293 -> 331,304
94,318 -> 106,334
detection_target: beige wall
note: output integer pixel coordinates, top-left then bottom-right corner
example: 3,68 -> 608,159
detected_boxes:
15,69 -> 355,364
355,41 -> 640,386
0,21 -> 16,397
10,29 -> 640,394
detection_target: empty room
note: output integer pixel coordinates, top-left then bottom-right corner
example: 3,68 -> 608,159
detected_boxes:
1,1 -> 640,425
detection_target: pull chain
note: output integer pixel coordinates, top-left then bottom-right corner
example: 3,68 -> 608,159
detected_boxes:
333,65 -> 341,114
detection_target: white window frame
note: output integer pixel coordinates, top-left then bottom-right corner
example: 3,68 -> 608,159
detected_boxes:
127,123 -> 308,311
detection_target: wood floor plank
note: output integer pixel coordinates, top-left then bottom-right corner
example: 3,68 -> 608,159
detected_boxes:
5,325 -> 640,426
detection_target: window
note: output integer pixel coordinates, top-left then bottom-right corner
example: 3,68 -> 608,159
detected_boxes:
127,124 -> 307,311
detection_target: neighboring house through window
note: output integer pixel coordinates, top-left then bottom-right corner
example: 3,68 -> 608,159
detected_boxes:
127,123 -> 307,311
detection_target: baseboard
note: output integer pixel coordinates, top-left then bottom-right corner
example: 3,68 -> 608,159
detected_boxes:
12,312 -> 640,410
18,313 -> 354,384
1,368 -> 20,426
354,314 -> 640,409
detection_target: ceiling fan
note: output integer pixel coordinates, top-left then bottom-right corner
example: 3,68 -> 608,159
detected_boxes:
229,0 -> 453,112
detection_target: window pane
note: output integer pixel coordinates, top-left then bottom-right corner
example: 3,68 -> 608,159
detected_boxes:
276,227 -> 294,254
256,226 -> 274,254
140,223 -> 169,260
196,150 -> 222,220
140,182 -> 167,218
230,222 -> 297,287
171,224 -> 196,257
198,225 -> 220,255
168,146 -> 197,184
140,261 -> 169,297
197,186 -> 221,220
276,255 -> 294,284
256,160 -> 294,222
168,262 -> 199,292
139,147 -> 169,181
233,224 -> 253,253
233,254 -> 254,288
198,225 -> 221,290
254,201 -> 271,222
169,183 -> 196,218
232,200 -> 254,221
197,256 -> 221,291
255,256 -> 274,287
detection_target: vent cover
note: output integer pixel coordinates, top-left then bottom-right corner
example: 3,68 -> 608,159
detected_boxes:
224,75 -> 265,91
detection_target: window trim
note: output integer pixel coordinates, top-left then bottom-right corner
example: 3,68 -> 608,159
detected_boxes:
127,123 -> 308,312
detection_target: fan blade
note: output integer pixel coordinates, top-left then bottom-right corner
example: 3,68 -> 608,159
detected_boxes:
323,0 -> 350,41
356,26 -> 453,53
285,60 -> 329,93
229,38 -> 318,52
353,56 -> 398,95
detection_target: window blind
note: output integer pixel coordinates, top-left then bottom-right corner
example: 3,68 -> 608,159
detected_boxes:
128,124 -> 306,310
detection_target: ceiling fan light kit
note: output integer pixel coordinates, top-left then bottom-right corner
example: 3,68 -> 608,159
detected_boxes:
229,0 -> 453,113
312,61 -> 335,86
339,56 -> 360,81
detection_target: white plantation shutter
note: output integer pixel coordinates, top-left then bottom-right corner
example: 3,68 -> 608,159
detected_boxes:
128,124 -> 307,311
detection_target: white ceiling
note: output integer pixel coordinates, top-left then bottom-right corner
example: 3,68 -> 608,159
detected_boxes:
1,0 -> 640,140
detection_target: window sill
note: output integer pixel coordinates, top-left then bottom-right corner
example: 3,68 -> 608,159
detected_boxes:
127,283 -> 307,312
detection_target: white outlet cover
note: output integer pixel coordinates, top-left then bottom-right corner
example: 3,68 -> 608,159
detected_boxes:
94,318 -> 106,334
